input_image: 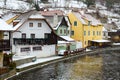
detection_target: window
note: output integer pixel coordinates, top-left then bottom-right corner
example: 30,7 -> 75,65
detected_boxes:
22,33 -> 26,38
88,21 -> 91,26
93,31 -> 95,36
64,29 -> 66,34
38,23 -> 41,27
99,31 -> 101,35
74,21 -> 77,26
33,46 -> 42,51
97,31 -> 99,36
68,31 -> 69,34
88,31 -> 90,36
29,23 -> 33,27
103,32 -> 105,36
45,33 -> 50,38
60,29 -> 62,34
21,47 -> 30,52
31,34 -> 35,39
84,31 -> 86,36
71,31 -> 74,36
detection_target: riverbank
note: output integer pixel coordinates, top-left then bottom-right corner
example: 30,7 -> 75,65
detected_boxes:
3,46 -> 120,80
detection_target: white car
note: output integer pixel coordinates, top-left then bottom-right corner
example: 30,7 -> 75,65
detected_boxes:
58,50 -> 66,56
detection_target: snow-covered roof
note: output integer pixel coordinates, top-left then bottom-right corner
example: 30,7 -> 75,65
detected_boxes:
53,21 -> 61,30
83,13 -> 102,26
64,16 -> 71,27
99,10 -> 120,18
114,21 -> 120,29
87,9 -> 96,13
39,10 -> 64,16
2,12 -> 17,21
54,16 -> 71,30
90,40 -> 111,43
29,13 -> 45,19
69,1 -> 87,8
103,27 -> 107,31
58,41 -> 70,44
60,36 -> 75,42
13,11 -> 35,30
0,0 -> 31,12
0,19 -> 14,31
73,12 -> 86,24
96,4 -> 107,10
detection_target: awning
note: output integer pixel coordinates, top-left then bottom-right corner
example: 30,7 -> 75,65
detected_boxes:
60,36 -> 75,42
58,41 -> 70,44
89,40 -> 111,43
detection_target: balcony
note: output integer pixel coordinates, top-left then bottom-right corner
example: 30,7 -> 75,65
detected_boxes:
0,40 -> 10,51
108,32 -> 120,36
13,38 -> 57,45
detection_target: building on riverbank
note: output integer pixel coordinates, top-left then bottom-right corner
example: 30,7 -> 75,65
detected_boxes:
11,11 -> 58,58
68,11 -> 105,48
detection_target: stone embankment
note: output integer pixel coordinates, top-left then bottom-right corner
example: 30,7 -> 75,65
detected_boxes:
2,46 -> 120,80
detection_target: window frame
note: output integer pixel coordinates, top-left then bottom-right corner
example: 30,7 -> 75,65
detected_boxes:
84,31 -> 86,36
22,33 -> 26,38
33,46 -> 42,51
38,23 -> 42,27
74,21 -> 77,26
21,47 -> 30,52
29,22 -> 33,27
71,30 -> 74,36
31,34 -> 35,39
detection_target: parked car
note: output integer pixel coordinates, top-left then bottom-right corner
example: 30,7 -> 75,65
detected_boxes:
58,50 -> 66,56
88,46 -> 98,50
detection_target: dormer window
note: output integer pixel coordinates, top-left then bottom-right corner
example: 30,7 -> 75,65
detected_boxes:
29,23 -> 33,27
88,21 -> 91,26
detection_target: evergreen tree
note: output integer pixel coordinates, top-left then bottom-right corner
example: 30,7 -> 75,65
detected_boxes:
34,3 -> 40,11
83,0 -> 95,7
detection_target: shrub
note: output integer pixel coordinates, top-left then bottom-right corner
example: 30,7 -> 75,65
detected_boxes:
9,61 -> 16,70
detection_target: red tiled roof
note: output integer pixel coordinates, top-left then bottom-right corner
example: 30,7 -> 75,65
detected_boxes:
39,10 -> 64,16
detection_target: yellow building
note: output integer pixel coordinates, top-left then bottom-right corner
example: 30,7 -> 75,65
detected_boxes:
68,12 -> 103,48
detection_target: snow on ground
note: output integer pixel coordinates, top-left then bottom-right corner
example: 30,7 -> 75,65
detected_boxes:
13,55 -> 36,61
0,0 -> 31,12
16,56 -> 63,69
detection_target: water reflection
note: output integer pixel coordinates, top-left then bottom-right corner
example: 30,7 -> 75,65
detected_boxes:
8,52 -> 120,80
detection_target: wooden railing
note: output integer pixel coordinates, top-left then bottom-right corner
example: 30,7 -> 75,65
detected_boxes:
13,38 -> 57,45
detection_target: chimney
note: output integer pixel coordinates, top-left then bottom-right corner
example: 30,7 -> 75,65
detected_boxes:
53,13 -> 58,27
13,20 -> 20,26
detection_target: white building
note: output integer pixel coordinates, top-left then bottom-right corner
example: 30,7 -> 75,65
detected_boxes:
12,11 -> 57,58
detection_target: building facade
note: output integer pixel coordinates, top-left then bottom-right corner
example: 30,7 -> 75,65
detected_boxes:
12,12 -> 57,58
0,19 -> 13,67
68,12 -> 103,48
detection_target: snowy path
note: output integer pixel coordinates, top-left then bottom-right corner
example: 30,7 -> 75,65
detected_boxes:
16,56 -> 63,69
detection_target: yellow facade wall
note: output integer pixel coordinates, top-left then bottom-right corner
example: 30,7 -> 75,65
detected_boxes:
0,52 -> 3,67
0,31 -> 3,39
68,12 -> 103,48
68,13 -> 83,41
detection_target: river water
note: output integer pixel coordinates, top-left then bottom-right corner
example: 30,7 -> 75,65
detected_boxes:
8,50 -> 120,80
